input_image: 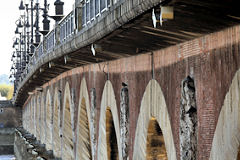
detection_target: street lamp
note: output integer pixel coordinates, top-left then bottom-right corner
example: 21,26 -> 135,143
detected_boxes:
39,0 -> 50,35
17,21 -> 23,28
13,38 -> 19,48
49,0 -> 64,22
11,0 -> 65,94
55,0 -> 64,15
15,26 -> 20,34
34,0 -> 41,43
19,0 -> 25,10
20,0 -> 36,54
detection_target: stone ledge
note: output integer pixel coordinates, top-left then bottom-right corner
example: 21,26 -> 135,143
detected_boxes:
14,127 -> 60,160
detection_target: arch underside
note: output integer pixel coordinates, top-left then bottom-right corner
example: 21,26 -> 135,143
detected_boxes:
36,94 -> 41,141
133,79 -> 176,160
33,97 -> 37,136
45,90 -> 52,151
53,88 -> 61,157
40,94 -> 46,144
62,83 -> 74,159
77,98 -> 92,160
210,70 -> 240,160
77,78 -> 92,160
29,99 -> 33,134
97,80 -> 122,160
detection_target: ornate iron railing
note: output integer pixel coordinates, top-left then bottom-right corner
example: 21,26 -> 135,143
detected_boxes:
37,42 -> 44,58
45,30 -> 55,53
59,11 -> 75,43
82,0 -> 112,27
20,0 -> 122,86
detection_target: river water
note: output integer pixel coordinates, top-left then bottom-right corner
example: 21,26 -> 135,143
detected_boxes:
0,155 -> 15,160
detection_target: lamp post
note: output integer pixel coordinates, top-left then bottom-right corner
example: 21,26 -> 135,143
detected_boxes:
35,0 -> 41,43
19,0 -> 51,53
11,0 -> 65,94
16,16 -> 28,71
25,3 -> 31,58
12,41 -> 22,85
22,0 -> 39,54
49,0 -> 64,22
39,0 -> 50,35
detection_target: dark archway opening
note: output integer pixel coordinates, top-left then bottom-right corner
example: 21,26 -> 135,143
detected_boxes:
106,107 -> 119,160
237,148 -> 240,160
146,117 -> 167,160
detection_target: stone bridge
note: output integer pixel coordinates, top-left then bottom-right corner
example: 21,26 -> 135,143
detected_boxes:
11,0 -> 240,159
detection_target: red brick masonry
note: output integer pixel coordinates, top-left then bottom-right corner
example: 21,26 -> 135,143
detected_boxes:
23,25 -> 240,159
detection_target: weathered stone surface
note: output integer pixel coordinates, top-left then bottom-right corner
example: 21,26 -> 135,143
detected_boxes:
90,88 -> 97,160
14,128 -> 59,160
180,76 -> 197,160
120,86 -> 129,160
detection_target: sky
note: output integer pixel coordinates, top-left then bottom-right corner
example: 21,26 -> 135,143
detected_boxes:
0,0 -> 73,76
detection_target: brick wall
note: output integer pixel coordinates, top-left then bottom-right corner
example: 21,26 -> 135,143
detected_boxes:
21,25 -> 240,160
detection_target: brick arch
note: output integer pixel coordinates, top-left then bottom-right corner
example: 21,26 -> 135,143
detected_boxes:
45,89 -> 53,150
26,100 -> 31,132
53,87 -> 61,158
22,106 -> 25,129
97,80 -> 122,160
27,104 -> 29,130
62,82 -> 74,160
210,70 -> 240,159
76,77 -> 92,160
40,91 -> 46,144
29,97 -> 34,134
23,104 -> 27,130
25,101 -> 29,131
36,93 -> 41,141
29,101 -> 32,132
133,79 -> 177,160
24,105 -> 27,129
33,95 -> 37,136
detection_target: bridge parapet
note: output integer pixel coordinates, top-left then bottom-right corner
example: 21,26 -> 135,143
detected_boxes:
59,11 -> 75,43
14,0 -> 163,105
